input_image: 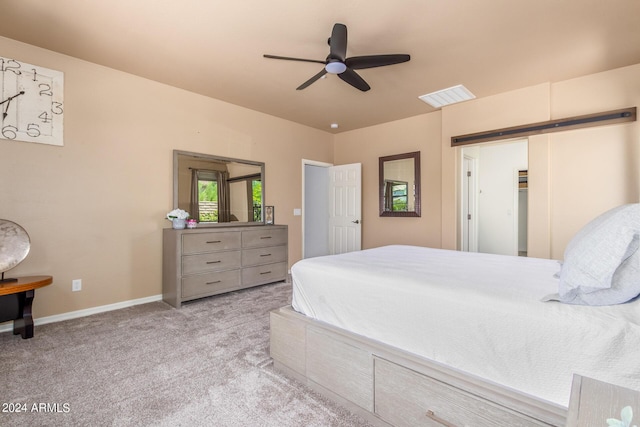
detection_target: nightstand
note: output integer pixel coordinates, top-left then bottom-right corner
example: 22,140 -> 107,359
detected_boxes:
566,374 -> 640,427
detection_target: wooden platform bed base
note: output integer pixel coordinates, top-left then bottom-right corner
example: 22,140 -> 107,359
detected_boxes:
270,306 -> 567,427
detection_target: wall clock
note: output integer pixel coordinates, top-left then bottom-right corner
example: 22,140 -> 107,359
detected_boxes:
0,56 -> 64,146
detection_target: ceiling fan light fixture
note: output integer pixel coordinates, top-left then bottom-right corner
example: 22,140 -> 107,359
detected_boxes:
325,61 -> 347,74
264,23 -> 410,91
419,84 -> 476,109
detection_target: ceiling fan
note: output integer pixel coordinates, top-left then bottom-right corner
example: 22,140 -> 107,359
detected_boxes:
264,23 -> 410,92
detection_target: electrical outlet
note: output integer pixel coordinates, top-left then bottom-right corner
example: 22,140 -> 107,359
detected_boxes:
72,279 -> 82,292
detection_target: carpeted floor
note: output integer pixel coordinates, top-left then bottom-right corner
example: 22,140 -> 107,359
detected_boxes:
0,282 -> 374,426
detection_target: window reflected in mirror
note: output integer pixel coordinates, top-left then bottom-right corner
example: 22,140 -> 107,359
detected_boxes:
384,180 -> 409,212
379,152 -> 421,217
174,151 -> 264,224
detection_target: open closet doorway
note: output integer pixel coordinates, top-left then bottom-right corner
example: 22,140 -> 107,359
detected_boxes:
302,160 -> 362,259
460,139 -> 528,256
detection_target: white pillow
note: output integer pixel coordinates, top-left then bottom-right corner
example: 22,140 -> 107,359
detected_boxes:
558,203 -> 640,306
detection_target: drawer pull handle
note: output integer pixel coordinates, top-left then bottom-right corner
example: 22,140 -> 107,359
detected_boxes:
260,253 -> 272,257
206,280 -> 222,285
206,260 -> 221,264
206,240 -> 222,244
259,271 -> 272,275
260,236 -> 272,239
425,410 -> 458,427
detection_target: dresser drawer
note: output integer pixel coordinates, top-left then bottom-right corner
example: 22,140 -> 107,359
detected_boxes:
182,232 -> 241,254
242,245 -> 287,267
182,250 -> 241,275
242,261 -> 287,285
182,269 -> 242,300
242,227 -> 287,248
374,358 -> 547,427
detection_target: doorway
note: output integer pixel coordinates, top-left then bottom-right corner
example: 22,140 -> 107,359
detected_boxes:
460,139 -> 528,256
303,161 -> 331,258
302,160 -> 362,259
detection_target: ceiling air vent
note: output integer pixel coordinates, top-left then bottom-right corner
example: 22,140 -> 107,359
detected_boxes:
419,84 -> 475,109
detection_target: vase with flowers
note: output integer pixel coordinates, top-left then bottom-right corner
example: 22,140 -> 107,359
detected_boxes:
166,209 -> 190,229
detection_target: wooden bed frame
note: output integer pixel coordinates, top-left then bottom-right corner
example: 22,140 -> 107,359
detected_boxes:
270,306 -> 567,427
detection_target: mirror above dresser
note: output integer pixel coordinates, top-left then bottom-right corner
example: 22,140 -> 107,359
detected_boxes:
173,150 -> 265,225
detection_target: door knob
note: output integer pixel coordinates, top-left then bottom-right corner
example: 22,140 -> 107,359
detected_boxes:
352,220 -> 360,224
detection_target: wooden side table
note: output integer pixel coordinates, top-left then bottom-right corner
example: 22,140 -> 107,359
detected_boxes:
0,275 -> 53,339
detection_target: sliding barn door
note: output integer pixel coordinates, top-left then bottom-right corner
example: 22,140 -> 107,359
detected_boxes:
328,163 -> 362,254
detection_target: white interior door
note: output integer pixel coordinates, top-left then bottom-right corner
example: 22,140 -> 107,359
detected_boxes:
328,163 -> 362,254
462,155 -> 478,252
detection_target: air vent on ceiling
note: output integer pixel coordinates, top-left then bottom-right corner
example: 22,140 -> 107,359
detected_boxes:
419,84 -> 475,109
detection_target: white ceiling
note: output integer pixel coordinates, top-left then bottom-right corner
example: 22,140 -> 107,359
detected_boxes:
1,0 -> 639,133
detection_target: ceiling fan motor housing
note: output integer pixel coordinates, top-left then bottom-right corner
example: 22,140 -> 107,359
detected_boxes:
264,23 -> 410,91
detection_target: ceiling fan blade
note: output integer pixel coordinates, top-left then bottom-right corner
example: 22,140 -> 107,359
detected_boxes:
263,54 -> 326,65
296,68 -> 328,90
329,23 -> 347,61
339,68 -> 370,92
345,54 -> 411,70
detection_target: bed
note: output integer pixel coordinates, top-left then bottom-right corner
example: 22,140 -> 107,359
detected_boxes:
270,205 -> 640,427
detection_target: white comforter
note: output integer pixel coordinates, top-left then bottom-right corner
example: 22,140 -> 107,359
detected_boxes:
291,245 -> 640,407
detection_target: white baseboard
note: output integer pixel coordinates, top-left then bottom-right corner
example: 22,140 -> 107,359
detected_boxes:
0,294 -> 163,334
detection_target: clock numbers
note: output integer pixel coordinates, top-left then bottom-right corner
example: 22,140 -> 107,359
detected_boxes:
1,125 -> 18,140
2,123 -> 40,138
0,58 -> 22,75
38,83 -> 53,97
1,56 -> 64,146
26,123 -> 41,138
38,111 -> 52,123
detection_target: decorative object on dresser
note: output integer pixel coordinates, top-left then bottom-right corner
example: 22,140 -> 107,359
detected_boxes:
166,208 -> 190,230
264,206 -> 274,225
163,225 -> 287,308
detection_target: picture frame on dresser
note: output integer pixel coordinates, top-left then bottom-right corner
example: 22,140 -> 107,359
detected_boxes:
265,206 -> 274,225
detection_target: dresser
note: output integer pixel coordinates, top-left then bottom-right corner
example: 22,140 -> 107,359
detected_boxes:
163,225 -> 287,308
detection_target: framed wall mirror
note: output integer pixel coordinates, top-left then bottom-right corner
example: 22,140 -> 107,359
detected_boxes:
173,150 -> 265,225
379,151 -> 421,217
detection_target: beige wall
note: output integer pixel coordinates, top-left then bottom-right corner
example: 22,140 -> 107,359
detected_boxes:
334,113 -> 443,249
0,37 -> 333,318
441,83 -> 552,256
336,64 -> 639,260
442,65 -> 639,258
548,64 -> 640,258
